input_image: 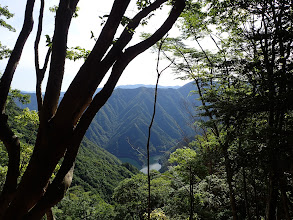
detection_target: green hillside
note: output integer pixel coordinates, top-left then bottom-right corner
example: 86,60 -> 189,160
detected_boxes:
73,137 -> 139,202
86,83 -> 197,166
20,83 -> 198,167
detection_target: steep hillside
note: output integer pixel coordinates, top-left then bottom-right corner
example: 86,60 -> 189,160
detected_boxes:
20,83 -> 198,167
85,83 -> 197,165
73,137 -> 139,202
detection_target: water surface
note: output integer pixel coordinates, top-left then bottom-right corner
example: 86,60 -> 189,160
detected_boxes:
140,163 -> 162,174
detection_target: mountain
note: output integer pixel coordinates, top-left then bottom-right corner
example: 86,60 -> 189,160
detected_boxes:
85,82 -> 198,166
20,82 -> 198,167
116,84 -> 181,89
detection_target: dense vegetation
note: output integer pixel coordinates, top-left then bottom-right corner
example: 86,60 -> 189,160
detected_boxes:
21,83 -> 197,166
1,0 -> 293,219
156,0 -> 293,219
0,0 -> 186,218
73,138 -> 139,202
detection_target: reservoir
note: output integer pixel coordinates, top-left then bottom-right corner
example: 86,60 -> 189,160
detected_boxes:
140,163 -> 161,174
119,155 -> 162,174
140,155 -> 162,174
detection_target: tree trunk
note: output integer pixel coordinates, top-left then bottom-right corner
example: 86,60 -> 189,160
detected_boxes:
0,0 -> 186,218
223,146 -> 238,220
252,177 -> 260,220
280,175 -> 291,220
242,167 -> 251,220
266,171 -> 278,220
45,209 -> 55,220
189,166 -> 194,220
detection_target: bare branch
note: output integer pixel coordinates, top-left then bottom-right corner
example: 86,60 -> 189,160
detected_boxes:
34,0 -> 52,116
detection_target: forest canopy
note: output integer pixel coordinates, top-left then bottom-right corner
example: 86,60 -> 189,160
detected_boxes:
0,0 -> 293,220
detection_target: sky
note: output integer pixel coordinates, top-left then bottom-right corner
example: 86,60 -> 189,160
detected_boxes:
0,0 -> 191,92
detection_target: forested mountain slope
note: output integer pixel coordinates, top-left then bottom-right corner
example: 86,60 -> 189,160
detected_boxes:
20,82 -> 198,166
73,137 -> 139,202
84,82 -> 197,164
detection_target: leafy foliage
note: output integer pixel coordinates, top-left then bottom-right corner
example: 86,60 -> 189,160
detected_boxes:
0,5 -> 14,61
0,90 -> 37,190
0,42 -> 11,60
66,46 -> 91,61
53,186 -> 115,220
73,137 -> 139,202
0,5 -> 15,32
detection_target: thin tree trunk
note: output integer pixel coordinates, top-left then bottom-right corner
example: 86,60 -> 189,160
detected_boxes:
266,171 -> 278,220
242,167 -> 251,220
189,166 -> 194,220
280,176 -> 291,220
252,177 -> 260,220
45,208 -> 55,220
223,146 -> 238,220
145,38 -> 172,219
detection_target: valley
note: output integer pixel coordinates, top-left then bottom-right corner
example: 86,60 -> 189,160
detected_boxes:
20,82 -> 198,168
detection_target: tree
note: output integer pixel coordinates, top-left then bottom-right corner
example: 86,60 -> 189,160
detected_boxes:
186,1 -> 293,219
168,147 -> 206,220
0,90 -> 39,191
0,4 -> 15,60
0,0 -> 186,219
53,186 -> 115,220
156,0 -> 293,219
113,172 -> 172,220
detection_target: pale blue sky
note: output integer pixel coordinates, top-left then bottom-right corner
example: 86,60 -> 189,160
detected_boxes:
0,0 -> 190,92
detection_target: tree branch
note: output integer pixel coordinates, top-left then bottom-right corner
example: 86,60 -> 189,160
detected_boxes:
42,0 -> 79,122
0,0 -> 35,113
0,0 -> 36,215
55,0 -> 170,127
72,0 -> 186,141
24,165 -> 74,220
34,0 -> 51,117
85,0 -> 131,64
0,114 -> 20,217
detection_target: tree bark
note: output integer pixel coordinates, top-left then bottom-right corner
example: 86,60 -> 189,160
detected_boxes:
0,0 -> 36,212
0,114 -> 20,217
42,0 -> 79,122
45,209 -> 55,220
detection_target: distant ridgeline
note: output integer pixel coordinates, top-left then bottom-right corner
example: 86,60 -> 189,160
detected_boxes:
20,82 -> 199,167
